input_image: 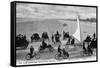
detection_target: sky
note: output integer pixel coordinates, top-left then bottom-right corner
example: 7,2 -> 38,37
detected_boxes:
16,3 -> 96,21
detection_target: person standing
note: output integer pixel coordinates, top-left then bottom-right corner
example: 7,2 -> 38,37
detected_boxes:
71,38 -> 75,45
51,34 -> 55,43
67,37 -> 71,44
55,31 -> 61,43
63,31 -> 65,40
83,41 -> 87,53
93,32 -> 96,39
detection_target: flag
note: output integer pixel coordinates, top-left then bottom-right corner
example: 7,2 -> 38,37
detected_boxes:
72,15 -> 81,42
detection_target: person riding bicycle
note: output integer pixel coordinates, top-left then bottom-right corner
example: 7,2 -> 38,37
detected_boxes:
83,41 -> 87,54
62,48 -> 69,58
30,46 -> 34,57
87,44 -> 93,55
25,46 -> 40,60
57,45 -> 62,56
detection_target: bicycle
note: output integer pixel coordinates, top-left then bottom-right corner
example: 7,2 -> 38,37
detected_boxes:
25,52 -> 40,60
80,48 -> 93,57
55,51 -> 69,60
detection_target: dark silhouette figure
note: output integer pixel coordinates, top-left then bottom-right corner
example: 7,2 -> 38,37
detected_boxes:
85,35 -> 91,45
67,36 -> 71,44
83,41 -> 87,53
62,48 -> 69,57
30,46 -> 34,57
31,33 -> 41,42
87,44 -> 93,55
16,34 -> 29,49
55,31 -> 61,42
85,35 -> 91,42
71,38 -> 75,45
63,31 -> 70,40
58,45 -> 62,56
42,32 -> 49,40
90,38 -> 97,49
42,40 -> 48,49
93,32 -> 96,39
51,34 -> 55,43
63,31 -> 66,39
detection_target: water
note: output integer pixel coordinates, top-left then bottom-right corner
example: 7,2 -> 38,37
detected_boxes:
16,19 -> 96,41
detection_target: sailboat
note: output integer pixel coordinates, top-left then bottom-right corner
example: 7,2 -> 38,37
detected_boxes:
61,15 -> 81,45
72,15 -> 81,43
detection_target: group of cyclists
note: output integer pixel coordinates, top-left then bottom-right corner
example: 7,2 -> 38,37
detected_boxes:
28,31 -> 71,59
16,31 -> 97,59
29,31 -> 96,59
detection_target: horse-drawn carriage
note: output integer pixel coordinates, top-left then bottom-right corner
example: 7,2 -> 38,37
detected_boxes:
31,32 -> 49,42
42,32 -> 49,41
16,34 -> 29,50
31,33 -> 41,42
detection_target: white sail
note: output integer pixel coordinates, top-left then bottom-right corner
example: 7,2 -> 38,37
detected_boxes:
72,15 -> 81,42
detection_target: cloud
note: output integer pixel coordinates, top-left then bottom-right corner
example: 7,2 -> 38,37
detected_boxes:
16,3 -> 96,21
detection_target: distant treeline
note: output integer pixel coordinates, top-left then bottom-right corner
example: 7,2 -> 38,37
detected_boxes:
67,18 -> 97,23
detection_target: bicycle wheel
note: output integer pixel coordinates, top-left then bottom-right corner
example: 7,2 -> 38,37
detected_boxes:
49,48 -> 54,52
63,53 -> 69,59
55,54 -> 60,60
25,54 -> 31,60
80,50 -> 87,57
35,53 -> 40,59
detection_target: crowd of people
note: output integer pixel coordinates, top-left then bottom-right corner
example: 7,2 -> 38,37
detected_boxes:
82,32 -> 97,55
16,31 -> 97,58
29,31 -> 97,57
